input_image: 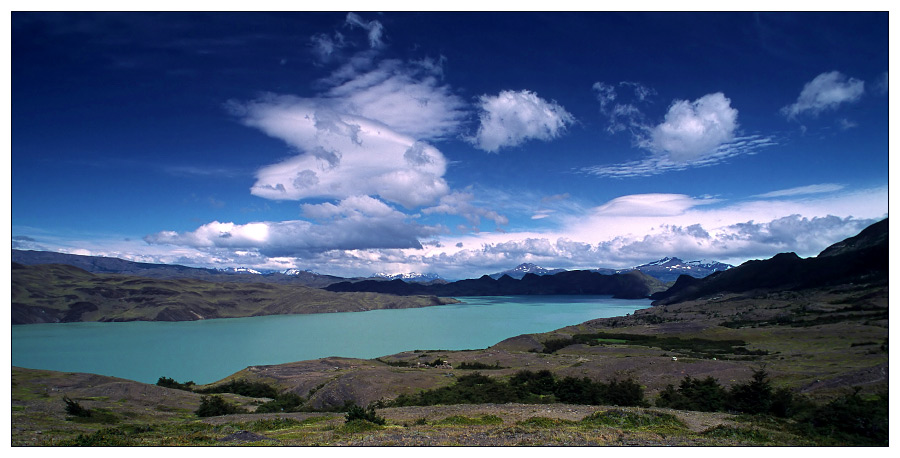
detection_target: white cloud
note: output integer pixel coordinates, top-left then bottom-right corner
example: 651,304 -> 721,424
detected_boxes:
644,92 -> 739,162
310,31 -> 346,63
781,71 -> 865,119
345,12 -> 384,49
753,183 -> 845,198
587,88 -> 764,176
583,134 -> 776,178
470,90 -> 575,152
422,191 -> 509,230
592,193 -> 719,217
231,57 -> 466,208
145,196 -> 440,257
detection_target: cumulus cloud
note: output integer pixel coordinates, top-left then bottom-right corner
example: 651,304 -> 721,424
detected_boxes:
232,58 -> 466,208
587,87 -> 764,176
145,196 -> 440,257
643,92 -> 738,162
470,90 -> 575,152
781,71 -> 865,119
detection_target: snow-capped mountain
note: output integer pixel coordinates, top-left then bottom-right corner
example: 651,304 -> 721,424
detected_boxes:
282,268 -> 320,276
372,272 -> 444,283
630,257 -> 732,282
217,267 -> 263,275
489,263 -> 567,280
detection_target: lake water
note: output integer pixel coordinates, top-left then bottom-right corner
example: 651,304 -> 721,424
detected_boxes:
11,295 -> 650,384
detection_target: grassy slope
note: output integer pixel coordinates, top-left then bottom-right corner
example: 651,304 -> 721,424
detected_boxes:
11,281 -> 888,446
11,263 -> 457,323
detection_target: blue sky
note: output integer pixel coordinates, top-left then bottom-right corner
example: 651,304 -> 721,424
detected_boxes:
11,11 -> 890,279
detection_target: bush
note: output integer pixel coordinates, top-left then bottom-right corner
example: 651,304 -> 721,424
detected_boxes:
195,395 -> 247,417
344,403 -> 386,425
541,337 -> 576,353
156,376 -> 195,391
726,368 -> 774,415
63,396 -> 91,418
794,388 -> 888,445
656,376 -> 728,412
457,361 -> 505,370
195,379 -> 279,398
254,392 -> 306,413
604,378 -> 649,408
389,370 -> 647,408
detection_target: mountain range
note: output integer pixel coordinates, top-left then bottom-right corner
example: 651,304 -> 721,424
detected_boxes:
371,272 -> 446,283
488,258 -> 732,283
325,270 -> 668,299
651,218 -> 888,305
488,263 -> 567,280
10,250 -> 350,288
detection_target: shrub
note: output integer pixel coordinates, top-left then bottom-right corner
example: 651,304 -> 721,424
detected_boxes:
156,376 -> 195,391
255,392 -> 306,413
541,337 -> 576,353
195,379 -> 279,398
344,403 -> 386,425
63,395 -> 91,418
195,395 -> 247,417
656,376 -> 728,412
604,378 -> 650,408
389,370 -> 647,408
794,388 -> 888,445
726,368 -> 774,415
457,361 -> 505,370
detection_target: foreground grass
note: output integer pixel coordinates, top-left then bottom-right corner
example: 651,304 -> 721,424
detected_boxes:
39,406 -> 832,446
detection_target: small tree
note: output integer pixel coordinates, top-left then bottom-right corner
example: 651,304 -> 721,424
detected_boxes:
344,403 -> 386,425
195,395 -> 247,417
727,368 -> 774,414
63,395 -> 91,418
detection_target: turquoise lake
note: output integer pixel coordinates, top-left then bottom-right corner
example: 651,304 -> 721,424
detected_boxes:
11,295 -> 651,384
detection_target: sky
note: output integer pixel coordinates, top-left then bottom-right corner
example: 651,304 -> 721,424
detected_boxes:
10,11 -> 891,280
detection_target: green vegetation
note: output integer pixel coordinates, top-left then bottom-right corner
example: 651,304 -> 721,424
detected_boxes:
389,370 -> 648,408
541,332 -> 767,359
656,369 -> 797,416
792,388 -> 888,446
156,376 -> 195,391
195,395 -> 247,417
344,403 -> 386,427
63,396 -> 91,418
457,361 -> 505,370
255,392 -> 306,413
196,379 -> 281,398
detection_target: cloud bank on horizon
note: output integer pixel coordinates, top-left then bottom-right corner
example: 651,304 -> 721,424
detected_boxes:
11,12 -> 889,279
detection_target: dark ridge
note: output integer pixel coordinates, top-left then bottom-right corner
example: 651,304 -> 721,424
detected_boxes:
651,218 -> 888,305
326,269 -> 667,299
